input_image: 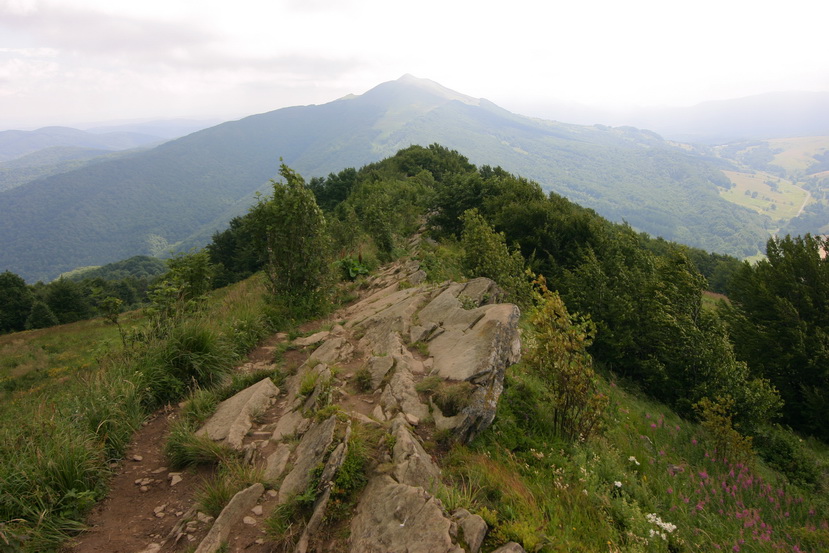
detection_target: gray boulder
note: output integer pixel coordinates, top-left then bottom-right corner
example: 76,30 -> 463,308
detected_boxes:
196,378 -> 279,449
349,475 -> 463,553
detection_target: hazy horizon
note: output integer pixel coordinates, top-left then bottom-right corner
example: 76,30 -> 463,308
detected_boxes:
2,0 -> 828,131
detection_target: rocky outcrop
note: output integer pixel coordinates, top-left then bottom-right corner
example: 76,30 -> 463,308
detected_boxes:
183,258 -> 522,553
348,275 -> 520,443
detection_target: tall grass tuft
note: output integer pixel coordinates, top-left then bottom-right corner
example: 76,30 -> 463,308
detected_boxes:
137,320 -> 233,409
164,420 -> 237,470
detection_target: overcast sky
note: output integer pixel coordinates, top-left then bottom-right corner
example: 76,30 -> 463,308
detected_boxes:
2,0 -> 827,130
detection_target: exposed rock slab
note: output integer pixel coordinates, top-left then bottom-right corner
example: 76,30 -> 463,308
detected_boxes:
197,378 -> 279,449
364,355 -> 395,389
310,336 -> 354,364
278,416 -> 337,503
271,410 -> 310,442
429,303 -> 520,382
391,417 -> 442,491
263,443 -> 292,482
194,483 -> 264,553
350,475 -> 462,553
294,330 -> 330,347
379,360 -> 429,421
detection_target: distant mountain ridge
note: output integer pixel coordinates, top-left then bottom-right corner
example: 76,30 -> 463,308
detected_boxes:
531,91 -> 829,144
0,76 -> 771,282
0,126 -> 165,162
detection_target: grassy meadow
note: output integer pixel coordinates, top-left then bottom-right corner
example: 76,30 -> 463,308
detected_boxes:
441,365 -> 829,552
0,310 -> 146,399
720,171 -> 808,222
766,137 -> 829,176
0,273 -> 278,551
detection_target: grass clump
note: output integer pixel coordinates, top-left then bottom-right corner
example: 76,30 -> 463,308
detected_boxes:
415,374 -> 442,394
354,367 -> 373,392
196,460 -> 263,518
299,371 -> 320,397
265,481 -> 318,551
164,420 -> 237,469
433,382 -> 474,417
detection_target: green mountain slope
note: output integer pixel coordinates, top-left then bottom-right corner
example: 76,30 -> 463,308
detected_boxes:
0,146 -> 150,192
0,76 -> 770,282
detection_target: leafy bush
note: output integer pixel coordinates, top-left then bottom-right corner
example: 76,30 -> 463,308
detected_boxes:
694,396 -> 754,464
753,425 -> 823,490
249,163 -> 332,316
460,209 -> 533,307
338,256 -> 369,281
525,277 -> 607,441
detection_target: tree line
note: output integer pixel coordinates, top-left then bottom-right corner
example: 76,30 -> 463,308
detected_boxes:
0,256 -> 165,333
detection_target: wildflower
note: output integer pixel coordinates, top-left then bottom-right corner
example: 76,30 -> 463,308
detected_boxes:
614,481 -> 622,488
628,456 -> 640,466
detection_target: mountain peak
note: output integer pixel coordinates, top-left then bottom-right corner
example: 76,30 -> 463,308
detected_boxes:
346,74 -> 480,108
393,74 -> 481,106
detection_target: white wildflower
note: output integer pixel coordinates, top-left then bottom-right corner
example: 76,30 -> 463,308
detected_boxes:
614,481 -> 622,488
628,455 -> 640,466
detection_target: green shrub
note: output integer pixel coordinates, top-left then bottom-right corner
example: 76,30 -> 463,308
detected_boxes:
251,163 -> 333,315
459,209 -> 533,307
338,256 -> 369,281
753,425 -> 822,489
694,396 -> 754,464
525,278 -> 607,441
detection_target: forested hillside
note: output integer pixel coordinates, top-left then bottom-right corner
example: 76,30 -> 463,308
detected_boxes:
1,145 -> 827,552
0,76 -> 769,282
